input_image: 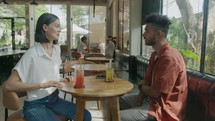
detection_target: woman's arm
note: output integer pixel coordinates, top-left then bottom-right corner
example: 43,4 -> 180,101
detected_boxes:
4,70 -> 63,92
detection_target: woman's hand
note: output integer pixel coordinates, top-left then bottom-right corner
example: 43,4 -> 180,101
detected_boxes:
40,80 -> 63,89
60,76 -> 72,82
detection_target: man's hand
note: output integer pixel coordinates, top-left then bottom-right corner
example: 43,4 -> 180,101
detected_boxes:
132,92 -> 145,108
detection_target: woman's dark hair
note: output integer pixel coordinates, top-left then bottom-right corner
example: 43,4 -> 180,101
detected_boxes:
144,13 -> 171,37
35,13 -> 59,44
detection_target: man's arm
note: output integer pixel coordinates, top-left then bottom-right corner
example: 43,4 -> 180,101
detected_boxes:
133,91 -> 145,108
133,80 -> 161,107
132,80 -> 149,107
141,84 -> 161,98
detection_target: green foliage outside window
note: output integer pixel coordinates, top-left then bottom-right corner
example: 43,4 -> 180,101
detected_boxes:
0,5 -> 48,49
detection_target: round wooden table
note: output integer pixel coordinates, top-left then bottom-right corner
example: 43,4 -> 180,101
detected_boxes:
61,76 -> 133,121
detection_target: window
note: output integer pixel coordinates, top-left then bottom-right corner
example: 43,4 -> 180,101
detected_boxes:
118,0 -> 130,51
163,0 -> 204,71
123,0 -> 129,51
71,5 -> 106,50
118,0 -> 123,49
142,25 -> 154,57
205,0 -> 215,75
0,5 -> 26,50
89,6 -> 106,50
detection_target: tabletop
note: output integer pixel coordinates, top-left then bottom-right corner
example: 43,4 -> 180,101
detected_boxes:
61,76 -> 133,98
85,57 -> 113,64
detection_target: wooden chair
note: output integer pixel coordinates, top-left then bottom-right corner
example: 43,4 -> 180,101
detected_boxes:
71,51 -> 82,59
2,82 -> 67,121
60,45 -> 69,57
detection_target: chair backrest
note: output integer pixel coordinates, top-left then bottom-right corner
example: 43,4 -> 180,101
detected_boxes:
2,82 -> 67,121
2,82 -> 26,111
71,51 -> 82,59
60,45 -> 69,57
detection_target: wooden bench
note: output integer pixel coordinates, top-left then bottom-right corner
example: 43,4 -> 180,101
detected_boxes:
185,69 -> 215,121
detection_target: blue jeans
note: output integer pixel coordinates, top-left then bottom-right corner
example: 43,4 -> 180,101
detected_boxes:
23,90 -> 92,121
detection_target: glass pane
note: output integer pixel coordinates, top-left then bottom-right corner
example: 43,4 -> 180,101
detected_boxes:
118,0 -> 123,49
89,6 -> 106,51
205,0 -> 215,75
123,0 -> 129,51
0,5 -> 26,50
163,0 -> 203,71
142,25 -> 154,57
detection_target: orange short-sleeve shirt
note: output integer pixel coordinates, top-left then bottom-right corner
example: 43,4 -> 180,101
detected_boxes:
144,43 -> 188,121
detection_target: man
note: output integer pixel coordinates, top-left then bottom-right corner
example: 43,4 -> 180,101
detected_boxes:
77,36 -> 89,54
120,14 -> 188,121
105,36 -> 116,58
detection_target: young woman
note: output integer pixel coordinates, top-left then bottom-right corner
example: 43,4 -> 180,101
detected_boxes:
4,13 -> 92,121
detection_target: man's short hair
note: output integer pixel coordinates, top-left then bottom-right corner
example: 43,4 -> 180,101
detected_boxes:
107,36 -> 113,41
144,13 -> 171,37
81,36 -> 87,42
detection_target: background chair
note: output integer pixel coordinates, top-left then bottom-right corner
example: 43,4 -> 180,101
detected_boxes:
2,82 -> 67,121
71,51 -> 82,60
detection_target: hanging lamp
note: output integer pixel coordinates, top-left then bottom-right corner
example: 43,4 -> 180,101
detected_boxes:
30,0 -> 38,6
93,0 -> 95,17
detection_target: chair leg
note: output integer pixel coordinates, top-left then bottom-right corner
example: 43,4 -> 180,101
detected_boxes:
71,96 -> 74,103
97,101 -> 101,110
64,92 -> 67,99
5,108 -> 8,121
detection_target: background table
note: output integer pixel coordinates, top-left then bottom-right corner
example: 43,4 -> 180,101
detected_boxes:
71,64 -> 106,71
61,76 -> 133,121
71,64 -> 106,76
85,57 -> 113,64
